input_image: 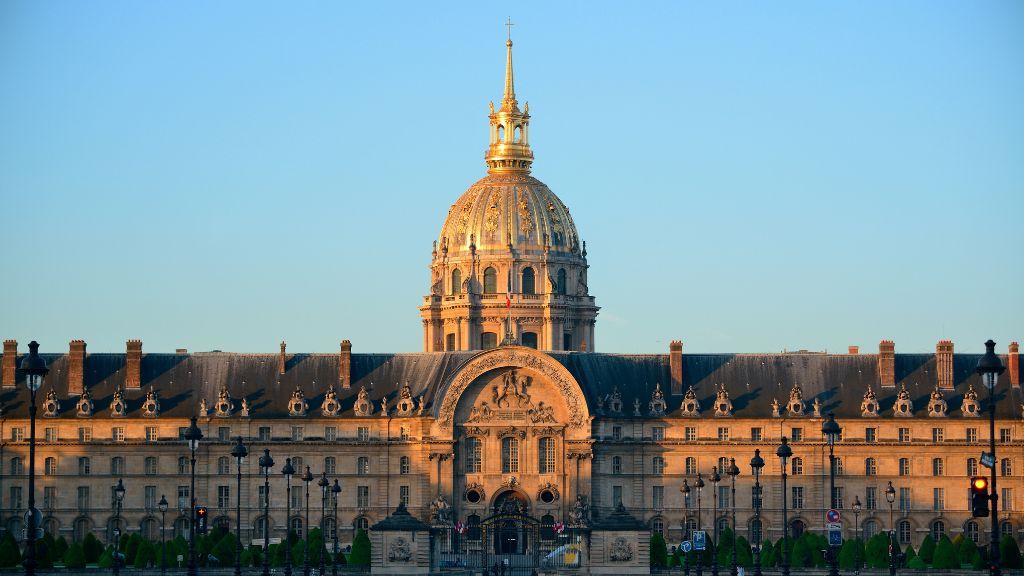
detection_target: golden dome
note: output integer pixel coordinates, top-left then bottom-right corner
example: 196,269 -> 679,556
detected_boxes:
439,172 -> 581,255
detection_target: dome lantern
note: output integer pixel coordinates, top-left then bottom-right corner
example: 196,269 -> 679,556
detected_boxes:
485,23 -> 534,174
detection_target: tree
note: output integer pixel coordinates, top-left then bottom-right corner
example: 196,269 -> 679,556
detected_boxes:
865,533 -> 891,569
917,534 -> 936,564
907,555 -> 927,570
63,542 -> 87,568
735,535 -> 753,567
98,545 -> 115,569
839,539 -> 865,570
651,532 -> 668,567
1001,535 -> 1023,570
134,541 -> 156,568
242,544 -> 262,567
758,538 -> 774,568
958,535 -> 982,569
83,532 -> 104,563
716,527 -> 734,567
349,528 -> 371,567
931,535 -> 958,569
53,535 -> 69,565
904,543 -> 916,564
0,532 -> 22,567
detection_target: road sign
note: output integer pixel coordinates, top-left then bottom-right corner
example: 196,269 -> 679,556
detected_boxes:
694,531 -> 707,551
828,530 -> 843,547
827,523 -> 842,532
682,541 -> 693,553
826,509 -> 841,523
981,452 -> 995,469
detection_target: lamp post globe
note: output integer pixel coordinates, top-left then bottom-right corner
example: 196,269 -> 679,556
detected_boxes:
301,466 -> 314,576
231,437 -> 248,576
726,458 -> 740,576
976,340 -> 1005,576
17,341 -> 48,576
776,437 -> 793,576
158,495 -> 169,576
750,449 -> 765,576
282,458 -> 296,576
331,480 -> 342,576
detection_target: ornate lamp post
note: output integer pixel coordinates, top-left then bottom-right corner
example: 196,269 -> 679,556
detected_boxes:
681,479 -> 691,576
113,478 -> 126,576
977,339 -> 1005,576
259,449 -> 275,576
282,458 -> 296,576
231,437 -> 248,576
750,449 -> 765,576
852,496 -> 862,576
823,412 -> 842,576
183,416 -> 203,576
726,458 -> 740,576
696,473 -> 705,576
331,479 -> 342,576
777,437 -> 793,576
302,465 -> 314,576
710,466 -> 722,576
17,341 -> 47,576
318,473 -> 330,576
885,481 -> 896,576
159,495 -> 169,576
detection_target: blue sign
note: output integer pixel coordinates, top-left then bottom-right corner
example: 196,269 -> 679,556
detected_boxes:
682,541 -> 693,553
828,530 -> 843,547
694,531 -> 707,551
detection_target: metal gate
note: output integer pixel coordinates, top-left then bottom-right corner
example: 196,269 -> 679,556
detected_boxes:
432,512 -> 587,574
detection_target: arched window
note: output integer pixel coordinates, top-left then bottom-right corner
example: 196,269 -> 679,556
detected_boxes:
174,516 -> 189,539
400,456 -> 410,475
357,457 -> 369,475
899,458 -> 910,476
539,437 -> 556,474
483,267 -> 497,293
10,457 -> 23,476
931,520 -> 945,541
556,268 -> 567,295
142,517 -> 160,541
73,518 -> 90,543
718,517 -> 730,535
217,456 -> 230,475
513,125 -> 522,143
323,516 -> 337,540
750,518 -> 762,544
652,456 -> 665,475
791,457 -> 803,475
1001,521 -> 1013,539
43,518 -> 59,537
1001,458 -> 1012,476
451,269 -> 462,295
541,514 -> 555,541
932,458 -> 944,476
44,457 -> 57,475
111,456 -> 125,476
863,520 -> 878,540
324,456 -> 337,475
965,520 -> 980,542
685,517 -> 698,538
865,458 -> 877,476
652,517 -> 665,536
481,332 -> 497,349
685,457 -> 697,475
290,517 -> 303,537
501,437 -> 519,473
898,520 -> 911,544
790,519 -> 805,539
353,517 -> 369,539
521,332 -> 538,349
467,514 -> 481,541
967,458 -> 978,476
465,438 -> 482,473
612,456 -> 622,475
497,125 -> 505,143
522,267 -> 535,294
78,457 -> 90,476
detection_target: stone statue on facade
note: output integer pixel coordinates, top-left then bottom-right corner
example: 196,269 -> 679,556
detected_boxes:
429,494 -> 452,525
568,495 -> 590,526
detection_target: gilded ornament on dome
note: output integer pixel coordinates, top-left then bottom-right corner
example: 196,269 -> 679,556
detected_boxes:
485,190 -> 501,233
517,195 -> 533,236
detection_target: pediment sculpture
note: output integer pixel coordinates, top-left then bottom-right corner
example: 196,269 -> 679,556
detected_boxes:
110,388 -> 127,418
714,385 -> 733,417
388,537 -> 412,562
680,386 -> 700,417
492,370 -> 532,409
42,389 -> 59,418
198,397 -> 209,417
787,384 -> 805,416
927,386 -> 948,417
649,382 -> 667,416
321,384 -> 340,416
353,385 -> 374,417
860,388 -> 880,417
77,388 -> 95,418
770,398 -> 781,418
961,384 -> 981,417
215,386 -> 233,417
288,385 -> 308,417
608,386 -> 623,414
142,389 -> 160,418
395,382 -> 415,416
892,384 -> 914,417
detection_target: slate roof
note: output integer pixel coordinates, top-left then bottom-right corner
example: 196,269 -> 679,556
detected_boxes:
0,350 -> 1020,420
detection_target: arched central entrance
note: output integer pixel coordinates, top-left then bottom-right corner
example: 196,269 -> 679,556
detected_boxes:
491,491 -> 531,555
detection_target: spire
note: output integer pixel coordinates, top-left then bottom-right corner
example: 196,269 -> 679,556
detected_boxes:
502,18 -> 517,112
486,20 -> 533,174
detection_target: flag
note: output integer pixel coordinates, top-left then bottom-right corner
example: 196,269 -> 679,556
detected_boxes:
506,270 -> 512,309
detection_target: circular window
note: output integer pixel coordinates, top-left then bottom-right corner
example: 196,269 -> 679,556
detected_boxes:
540,490 -> 555,504
466,490 -> 481,504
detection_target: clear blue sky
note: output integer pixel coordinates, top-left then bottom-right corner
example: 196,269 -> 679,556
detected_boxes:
1,1 -> 1021,354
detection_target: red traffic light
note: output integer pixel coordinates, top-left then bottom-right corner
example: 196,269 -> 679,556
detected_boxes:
972,477 -> 988,491
970,477 -> 990,518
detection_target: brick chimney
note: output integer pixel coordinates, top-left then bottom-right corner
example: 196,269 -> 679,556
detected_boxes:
340,340 -> 352,389
848,346 -> 859,355
878,340 -> 895,387
278,341 -> 287,375
126,340 -> 142,389
669,340 -> 683,395
2,340 -> 16,388
936,340 -> 954,389
68,340 -> 87,396
1009,342 -> 1020,386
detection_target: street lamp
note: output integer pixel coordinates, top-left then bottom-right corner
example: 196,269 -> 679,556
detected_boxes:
159,495 -> 169,576
113,478 -> 126,576
823,412 -> 842,576
331,479 -> 342,576
726,458 -> 740,576
319,472 -> 330,576
777,437 -> 793,576
695,473 -> 705,576
282,458 -> 296,576
852,496 -> 862,576
681,479 -> 691,576
259,450 -> 275,576
183,416 -> 203,576
710,466 -> 721,576
17,341 -> 47,576
302,465 -> 314,576
231,437 -> 248,576
977,339 -> 1005,576
885,481 -> 896,576
750,449 -> 765,576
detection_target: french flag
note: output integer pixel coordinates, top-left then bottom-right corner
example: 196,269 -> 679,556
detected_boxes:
506,270 -> 512,308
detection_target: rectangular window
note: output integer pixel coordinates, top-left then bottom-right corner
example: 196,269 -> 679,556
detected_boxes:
717,427 -> 730,441
112,427 -> 125,442
76,486 -> 88,511
932,428 -> 944,443
11,427 -> 24,442
218,486 -> 230,509
399,426 -> 409,441
832,486 -> 844,509
258,485 -> 268,508
145,486 -> 157,511
791,486 -> 804,509
292,487 -> 303,509
1002,488 -> 1013,512
400,485 -> 410,506
291,426 -> 304,441
1000,428 -> 1011,443
292,456 -> 304,472
10,487 -> 23,509
501,438 -> 520,473
866,487 -> 877,510
719,485 -> 730,509
178,486 -> 190,511
44,487 -> 57,510
79,427 -> 92,442
750,427 -> 762,442
357,486 -> 369,508
865,428 -> 877,443
145,457 -> 158,475
218,427 -> 230,441
898,428 -> 911,443
933,488 -> 945,511
751,484 -> 762,509
44,427 -> 57,442
324,426 -> 337,441
790,428 -> 803,442
612,486 -> 623,507
539,437 -> 556,474
966,428 -> 978,443
358,427 -> 370,442
465,438 -> 482,473
899,487 -> 911,511
685,427 -> 697,442
324,457 -> 337,475
652,427 -> 665,441
612,426 -> 622,441
146,427 -> 159,442
612,457 -> 622,475
178,427 -> 188,440
258,427 -> 271,441
653,486 -> 664,509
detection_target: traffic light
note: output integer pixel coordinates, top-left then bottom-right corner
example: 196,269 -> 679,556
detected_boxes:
195,506 -> 209,534
970,477 -> 989,518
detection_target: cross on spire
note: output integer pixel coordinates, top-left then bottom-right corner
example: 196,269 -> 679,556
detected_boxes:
505,17 -> 514,41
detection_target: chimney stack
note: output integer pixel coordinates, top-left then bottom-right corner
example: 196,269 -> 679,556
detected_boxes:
848,346 -> 859,355
126,340 -> 142,389
2,340 -> 16,388
669,341 -> 683,395
936,340 -> 954,389
340,340 -> 352,389
68,340 -> 86,396
279,341 -> 287,375
878,340 -> 895,387
1009,342 -> 1020,386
